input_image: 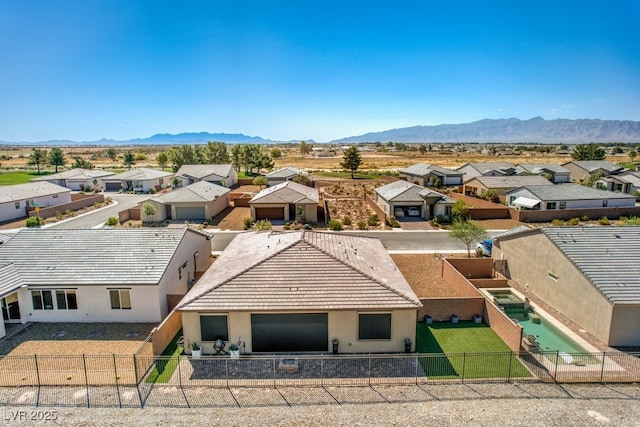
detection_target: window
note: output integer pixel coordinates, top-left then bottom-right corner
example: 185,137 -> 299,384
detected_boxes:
546,202 -> 556,210
109,289 -> 131,309
134,181 -> 143,189
15,202 -> 20,209
178,261 -> 188,280
358,313 -> 391,340
32,290 -> 54,310
53,194 -> 59,199
200,315 -> 229,341
56,290 -> 77,310
548,272 -> 559,281
559,202 -> 566,209
602,200 -> 608,207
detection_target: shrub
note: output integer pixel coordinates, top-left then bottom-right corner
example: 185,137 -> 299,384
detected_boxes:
105,217 -> 118,226
367,213 -> 379,226
357,220 -> 367,230
567,217 -> 580,226
619,216 -> 628,222
581,215 -> 590,221
624,216 -> 640,225
55,211 -> 63,220
242,217 -> 254,230
328,220 -> 343,231
283,223 -> 290,230
65,209 -> 75,217
255,219 -> 272,230
389,218 -> 400,228
598,216 -> 610,225
25,216 -> 44,227
342,216 -> 352,226
551,219 -> 564,226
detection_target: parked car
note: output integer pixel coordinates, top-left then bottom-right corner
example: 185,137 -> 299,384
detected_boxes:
476,239 -> 493,257
394,208 -> 405,218
407,207 -> 421,217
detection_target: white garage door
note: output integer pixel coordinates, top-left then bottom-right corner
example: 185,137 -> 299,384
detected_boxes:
175,206 -> 205,220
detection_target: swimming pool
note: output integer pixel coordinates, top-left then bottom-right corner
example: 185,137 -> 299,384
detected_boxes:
485,289 -> 591,354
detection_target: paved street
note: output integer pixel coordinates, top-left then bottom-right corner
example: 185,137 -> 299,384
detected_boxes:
46,193 -> 153,229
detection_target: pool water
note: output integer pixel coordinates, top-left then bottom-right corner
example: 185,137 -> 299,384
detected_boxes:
506,308 -> 587,354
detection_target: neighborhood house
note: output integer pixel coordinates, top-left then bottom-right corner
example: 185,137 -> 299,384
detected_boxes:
177,231 -> 421,355
375,180 -> 454,221
249,180 -> 318,223
102,167 -> 174,192
0,228 -> 212,338
145,181 -> 230,222
30,168 -> 116,191
398,163 -> 463,187
174,164 -> 238,188
0,182 -> 72,223
507,184 -> 637,210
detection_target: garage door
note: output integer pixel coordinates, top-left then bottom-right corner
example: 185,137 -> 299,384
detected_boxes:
255,207 -> 284,220
104,182 -> 121,192
175,206 -> 205,220
251,313 -> 328,352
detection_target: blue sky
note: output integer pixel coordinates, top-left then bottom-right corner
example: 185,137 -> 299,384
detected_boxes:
1,1 -> 639,142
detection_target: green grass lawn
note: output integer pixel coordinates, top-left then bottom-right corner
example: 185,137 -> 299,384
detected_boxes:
145,330 -> 184,383
416,321 -> 531,379
0,171 -> 52,185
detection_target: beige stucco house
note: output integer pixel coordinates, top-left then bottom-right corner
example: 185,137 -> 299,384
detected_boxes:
561,160 -> 624,183
0,228 -> 211,338
102,167 -> 174,192
175,164 -> 238,188
249,180 -> 318,223
492,226 -> 640,347
30,168 -> 116,191
399,163 -> 463,187
0,182 -> 72,223
145,181 -> 230,222
463,175 -> 553,199
265,166 -> 307,187
375,180 -> 454,220
176,231 -> 422,355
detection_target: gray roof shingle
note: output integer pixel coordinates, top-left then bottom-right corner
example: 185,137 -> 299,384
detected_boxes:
468,175 -> 553,189
266,167 -> 306,179
152,181 -> 230,203
0,182 -> 70,203
0,228 -> 194,286
562,160 -> 624,173
250,181 -> 318,204
177,231 -> 422,311
511,184 -> 636,201
175,164 -> 234,180
375,180 -> 448,202
400,163 -> 462,177
107,168 -> 173,181
542,227 -> 640,304
30,168 -> 115,181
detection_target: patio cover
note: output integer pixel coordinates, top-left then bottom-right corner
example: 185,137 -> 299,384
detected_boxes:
512,196 -> 541,208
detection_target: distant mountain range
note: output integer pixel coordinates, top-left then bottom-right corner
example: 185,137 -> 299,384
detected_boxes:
0,132 -> 271,146
332,117 -> 640,144
2,118 -> 640,146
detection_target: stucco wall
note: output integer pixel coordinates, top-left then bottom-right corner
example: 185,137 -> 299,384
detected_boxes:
418,298 -> 485,322
182,309 -> 417,355
150,310 -> 183,356
484,298 -> 523,352
494,232 -> 615,344
610,305 -> 640,346
441,260 -> 489,297
21,285 -> 162,323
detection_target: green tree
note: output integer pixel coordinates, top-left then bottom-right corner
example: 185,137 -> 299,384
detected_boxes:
27,148 -> 48,174
231,144 -> 244,171
168,145 -> 196,171
292,173 -> 310,185
629,149 -> 637,162
340,146 -> 362,179
299,141 -> 312,157
156,151 -> 169,170
451,200 -> 470,220
141,202 -> 156,223
72,156 -> 94,169
270,147 -> 282,159
106,147 -> 118,162
252,175 -> 267,189
204,141 -> 230,164
48,147 -> 66,173
449,219 -> 488,257
571,143 -> 606,161
122,151 -> 136,170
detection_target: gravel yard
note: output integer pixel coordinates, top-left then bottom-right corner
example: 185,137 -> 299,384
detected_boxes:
391,254 -> 458,297
17,383 -> 640,426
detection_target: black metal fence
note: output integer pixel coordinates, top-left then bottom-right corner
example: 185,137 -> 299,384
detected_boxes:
0,351 -> 638,408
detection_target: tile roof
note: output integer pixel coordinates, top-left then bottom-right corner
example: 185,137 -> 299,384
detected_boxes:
250,181 -> 318,204
0,182 -> 70,203
400,163 -> 462,177
542,227 -> 640,304
515,163 -> 570,174
510,184 -> 636,201
375,180 -> 448,202
30,168 -> 115,181
266,167 -> 307,178
108,168 -> 174,181
177,231 -> 422,311
0,263 -> 23,298
562,161 -> 624,173
0,228 -> 196,287
152,181 -> 230,203
468,175 -> 553,189
175,164 -> 234,179
461,162 -> 516,173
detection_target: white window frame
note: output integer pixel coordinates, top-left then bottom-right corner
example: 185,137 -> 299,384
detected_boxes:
109,289 -> 131,310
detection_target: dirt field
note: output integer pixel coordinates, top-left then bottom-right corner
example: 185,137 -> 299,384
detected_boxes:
391,254 -> 461,298
320,181 -> 388,230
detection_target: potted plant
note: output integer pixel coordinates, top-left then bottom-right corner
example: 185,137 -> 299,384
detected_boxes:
191,342 -> 202,358
451,314 -> 459,324
228,344 -> 240,359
